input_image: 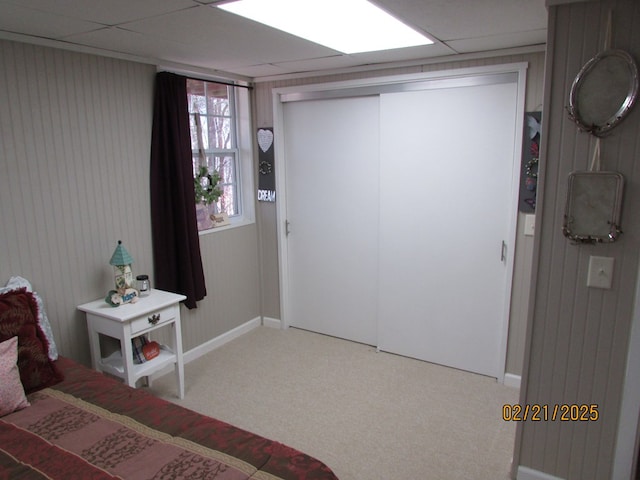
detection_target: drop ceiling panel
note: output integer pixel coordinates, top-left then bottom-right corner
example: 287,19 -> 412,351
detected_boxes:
448,29 -> 547,54
376,0 -> 547,41
347,42 -> 457,64
0,0 -> 548,80
228,62 -> 295,78
117,5 -> 337,66
63,27 -> 201,65
0,0 -> 195,26
267,55 -> 376,75
0,2 -> 100,38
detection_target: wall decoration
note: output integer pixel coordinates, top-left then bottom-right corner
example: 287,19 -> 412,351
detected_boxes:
210,212 -> 230,228
194,165 -> 222,206
106,240 -> 139,306
257,128 -> 276,202
567,49 -> 638,137
519,112 -> 541,212
562,170 -> 624,243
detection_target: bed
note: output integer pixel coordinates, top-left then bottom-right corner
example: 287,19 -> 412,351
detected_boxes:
0,280 -> 338,480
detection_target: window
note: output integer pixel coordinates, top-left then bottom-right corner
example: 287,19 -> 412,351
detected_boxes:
187,79 -> 253,232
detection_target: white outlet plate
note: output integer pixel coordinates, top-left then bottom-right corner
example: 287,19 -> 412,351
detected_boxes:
523,214 -> 535,236
587,256 -> 615,289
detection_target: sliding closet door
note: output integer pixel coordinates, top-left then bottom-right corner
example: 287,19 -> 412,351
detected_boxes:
282,97 -> 379,345
377,81 -> 518,378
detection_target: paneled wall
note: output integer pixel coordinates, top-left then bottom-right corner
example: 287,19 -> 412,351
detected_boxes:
514,1 -> 640,478
253,50 -> 546,376
0,40 -> 260,365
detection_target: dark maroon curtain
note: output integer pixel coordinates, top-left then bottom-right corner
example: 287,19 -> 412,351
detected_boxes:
150,72 -> 206,309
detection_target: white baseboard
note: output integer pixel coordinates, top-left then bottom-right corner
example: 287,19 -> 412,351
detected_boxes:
504,373 -> 521,389
517,466 -> 565,480
183,316 -> 262,364
148,317 -> 261,383
262,317 -> 282,329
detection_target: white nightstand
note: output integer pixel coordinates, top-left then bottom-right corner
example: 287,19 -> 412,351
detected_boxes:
78,289 -> 186,399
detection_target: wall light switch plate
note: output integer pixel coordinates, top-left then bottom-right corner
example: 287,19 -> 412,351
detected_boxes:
523,214 -> 535,236
587,256 -> 615,289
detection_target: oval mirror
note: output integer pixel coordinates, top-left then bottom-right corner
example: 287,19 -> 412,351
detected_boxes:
568,49 -> 639,136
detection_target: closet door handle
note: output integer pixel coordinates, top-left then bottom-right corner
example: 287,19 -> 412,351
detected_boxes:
500,241 -> 507,263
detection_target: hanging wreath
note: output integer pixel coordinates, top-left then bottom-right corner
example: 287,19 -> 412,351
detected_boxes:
194,165 -> 222,206
259,160 -> 273,175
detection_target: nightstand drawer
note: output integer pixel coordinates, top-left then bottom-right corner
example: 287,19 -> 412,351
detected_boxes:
130,304 -> 178,335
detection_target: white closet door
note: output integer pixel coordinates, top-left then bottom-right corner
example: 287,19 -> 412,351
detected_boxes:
377,82 -> 518,378
283,96 -> 380,345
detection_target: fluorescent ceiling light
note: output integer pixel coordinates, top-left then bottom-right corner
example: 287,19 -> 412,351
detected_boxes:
217,0 -> 433,54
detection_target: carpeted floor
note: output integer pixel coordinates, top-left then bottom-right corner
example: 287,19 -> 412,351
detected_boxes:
148,326 -> 519,480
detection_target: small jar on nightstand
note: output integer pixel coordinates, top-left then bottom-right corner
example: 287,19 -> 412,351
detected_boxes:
136,275 -> 150,296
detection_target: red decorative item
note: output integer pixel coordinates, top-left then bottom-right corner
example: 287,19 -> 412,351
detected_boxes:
0,288 -> 64,393
142,341 -> 160,361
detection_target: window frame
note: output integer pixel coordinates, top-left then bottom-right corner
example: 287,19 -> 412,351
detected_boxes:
185,77 -> 255,235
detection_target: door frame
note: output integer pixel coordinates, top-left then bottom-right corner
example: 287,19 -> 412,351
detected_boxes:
612,255 -> 640,479
272,63 -> 528,382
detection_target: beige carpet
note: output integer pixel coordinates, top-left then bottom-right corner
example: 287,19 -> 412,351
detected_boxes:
148,326 -> 518,480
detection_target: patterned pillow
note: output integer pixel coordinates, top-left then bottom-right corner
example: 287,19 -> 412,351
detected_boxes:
1,276 -> 59,360
132,335 -> 149,364
0,336 -> 30,416
0,288 -> 63,393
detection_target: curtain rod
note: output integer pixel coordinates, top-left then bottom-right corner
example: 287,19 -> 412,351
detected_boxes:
183,74 -> 253,90
158,68 -> 253,89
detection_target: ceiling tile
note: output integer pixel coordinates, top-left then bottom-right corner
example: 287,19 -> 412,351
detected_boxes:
447,29 -> 547,54
0,2 -> 101,38
0,0 -> 548,80
120,5 -> 336,65
228,63 -> 294,78
376,0 -> 547,41
62,27 -> 192,63
0,0 -> 196,25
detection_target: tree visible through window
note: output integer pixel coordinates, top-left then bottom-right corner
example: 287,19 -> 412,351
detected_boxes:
187,79 -> 240,231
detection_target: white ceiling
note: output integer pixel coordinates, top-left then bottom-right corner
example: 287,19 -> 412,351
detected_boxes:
0,0 -> 547,81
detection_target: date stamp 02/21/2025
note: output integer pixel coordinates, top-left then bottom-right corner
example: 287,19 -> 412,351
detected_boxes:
502,404 -> 599,422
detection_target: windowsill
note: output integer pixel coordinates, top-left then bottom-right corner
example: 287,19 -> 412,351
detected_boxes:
198,216 -> 255,236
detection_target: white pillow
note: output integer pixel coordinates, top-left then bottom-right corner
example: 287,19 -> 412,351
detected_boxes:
1,276 -> 59,360
0,336 -> 30,416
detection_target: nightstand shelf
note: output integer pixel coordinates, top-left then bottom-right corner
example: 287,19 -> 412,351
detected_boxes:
78,289 -> 186,399
99,344 -> 176,378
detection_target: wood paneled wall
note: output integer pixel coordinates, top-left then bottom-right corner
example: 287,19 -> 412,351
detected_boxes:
514,1 -> 640,478
0,40 -> 260,365
253,50 -> 546,377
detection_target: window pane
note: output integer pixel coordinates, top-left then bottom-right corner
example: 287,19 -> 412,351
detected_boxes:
218,184 -> 237,216
190,117 -> 199,150
187,79 -> 206,114
207,117 -> 231,149
207,94 -> 229,116
206,82 -> 229,106
215,155 -> 236,185
192,154 -> 201,176
188,95 -> 206,115
188,79 -> 240,232
190,114 -> 210,150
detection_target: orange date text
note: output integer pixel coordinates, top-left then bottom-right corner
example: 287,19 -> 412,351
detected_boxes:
502,404 -> 599,421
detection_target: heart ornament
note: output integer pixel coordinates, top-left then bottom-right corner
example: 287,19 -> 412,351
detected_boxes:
257,129 -> 274,153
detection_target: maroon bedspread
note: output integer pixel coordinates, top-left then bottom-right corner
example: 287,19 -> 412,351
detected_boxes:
0,357 -> 338,480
